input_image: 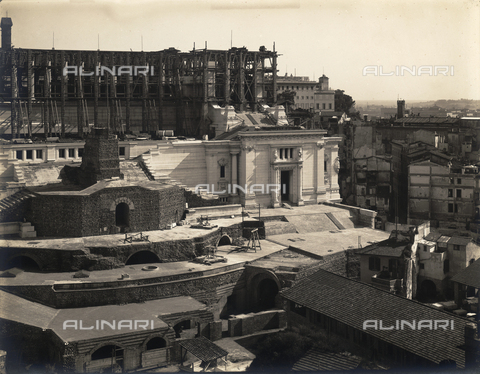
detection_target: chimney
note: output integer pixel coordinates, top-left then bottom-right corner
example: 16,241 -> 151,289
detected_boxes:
1,17 -> 13,50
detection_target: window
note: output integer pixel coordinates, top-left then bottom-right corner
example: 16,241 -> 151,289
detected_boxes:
449,177 -> 454,184
455,204 -> 458,213
322,103 -> 326,109
420,263 -> 425,270
329,103 -> 332,109
16,150 -> 23,160
316,103 -> 319,109
324,161 -> 327,171
423,245 -> 427,252
279,148 -> 294,160
448,189 -> 453,197
448,203 -> 453,213
220,165 -> 225,178
456,189 -> 462,198
68,148 -> 75,158
36,149 -> 43,159
457,178 -> 462,184
453,245 -> 461,251
58,149 -> 66,158
366,199 -> 371,207
119,147 -> 125,156
301,96 -> 304,100
26,150 -> 33,159
369,257 -> 381,271
78,148 -> 84,158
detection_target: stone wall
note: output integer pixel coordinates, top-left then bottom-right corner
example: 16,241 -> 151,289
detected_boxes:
0,222 -> 243,272
28,185 -> 185,238
227,310 -> 287,337
2,268 -> 246,308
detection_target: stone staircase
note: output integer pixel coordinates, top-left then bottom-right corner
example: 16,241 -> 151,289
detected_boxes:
0,189 -> 36,214
139,151 -> 218,201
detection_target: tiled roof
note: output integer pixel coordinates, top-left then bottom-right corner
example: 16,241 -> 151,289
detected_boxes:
292,348 -> 361,371
425,232 -> 442,242
451,258 -> 480,289
356,239 -> 408,258
281,269 -> 468,367
179,336 -> 228,362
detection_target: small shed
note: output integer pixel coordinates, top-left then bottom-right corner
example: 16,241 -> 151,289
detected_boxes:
179,336 -> 228,371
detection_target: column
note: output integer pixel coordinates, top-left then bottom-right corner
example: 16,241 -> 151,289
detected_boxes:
272,166 -> 280,208
230,152 -> 238,187
297,164 -> 304,206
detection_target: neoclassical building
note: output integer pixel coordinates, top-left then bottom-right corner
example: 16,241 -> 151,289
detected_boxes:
140,125 -> 342,208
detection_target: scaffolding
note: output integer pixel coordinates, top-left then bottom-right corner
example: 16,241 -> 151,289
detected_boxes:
0,42 -> 278,139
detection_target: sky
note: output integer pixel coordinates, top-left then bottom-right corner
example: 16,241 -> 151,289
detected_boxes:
1,0 -> 479,103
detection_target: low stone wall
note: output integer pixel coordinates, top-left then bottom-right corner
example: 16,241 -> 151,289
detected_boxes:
227,310 -> 287,337
0,222 -> 243,272
1,268 -> 246,308
324,202 -> 377,228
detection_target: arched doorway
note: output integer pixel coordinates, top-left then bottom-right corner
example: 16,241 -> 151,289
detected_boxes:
89,345 -> 124,373
420,280 -> 437,299
217,235 -> 232,246
257,278 -> 279,310
116,202 -> 130,230
146,337 -> 166,350
4,256 -> 41,272
142,337 -> 168,369
174,320 -> 192,338
125,251 -> 160,265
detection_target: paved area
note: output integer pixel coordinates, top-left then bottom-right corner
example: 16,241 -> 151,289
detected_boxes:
268,227 -> 390,258
0,240 -> 287,286
0,216 -> 251,250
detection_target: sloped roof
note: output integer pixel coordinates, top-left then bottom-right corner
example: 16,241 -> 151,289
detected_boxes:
179,336 -> 228,362
292,348 -> 361,371
281,269 -> 468,367
448,236 -> 473,246
451,258 -> 480,288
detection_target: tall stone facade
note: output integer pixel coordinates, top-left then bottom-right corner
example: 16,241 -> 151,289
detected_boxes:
80,128 -> 122,185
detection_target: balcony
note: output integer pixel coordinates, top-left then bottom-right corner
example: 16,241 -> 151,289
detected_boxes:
371,272 -> 403,293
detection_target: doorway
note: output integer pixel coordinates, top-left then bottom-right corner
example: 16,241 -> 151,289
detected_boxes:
116,202 -> 130,231
281,170 -> 291,202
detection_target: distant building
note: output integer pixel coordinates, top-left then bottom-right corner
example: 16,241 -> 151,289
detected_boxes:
408,161 -> 478,229
352,155 -> 392,227
276,74 -> 335,114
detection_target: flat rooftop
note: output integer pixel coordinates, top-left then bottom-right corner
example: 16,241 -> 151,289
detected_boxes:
268,228 -> 390,259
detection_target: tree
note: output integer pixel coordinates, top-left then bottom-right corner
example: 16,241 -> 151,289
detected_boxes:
335,90 -> 361,119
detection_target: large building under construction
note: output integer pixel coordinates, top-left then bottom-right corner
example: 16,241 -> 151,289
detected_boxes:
0,17 -> 278,139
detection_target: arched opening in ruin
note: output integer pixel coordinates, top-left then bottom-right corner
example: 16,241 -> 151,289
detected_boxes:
173,320 -> 191,338
125,251 -> 161,265
90,344 -> 124,372
420,279 -> 437,299
146,337 -> 167,350
4,255 -> 41,272
257,278 -> 279,311
115,202 -> 130,229
217,235 -> 232,246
